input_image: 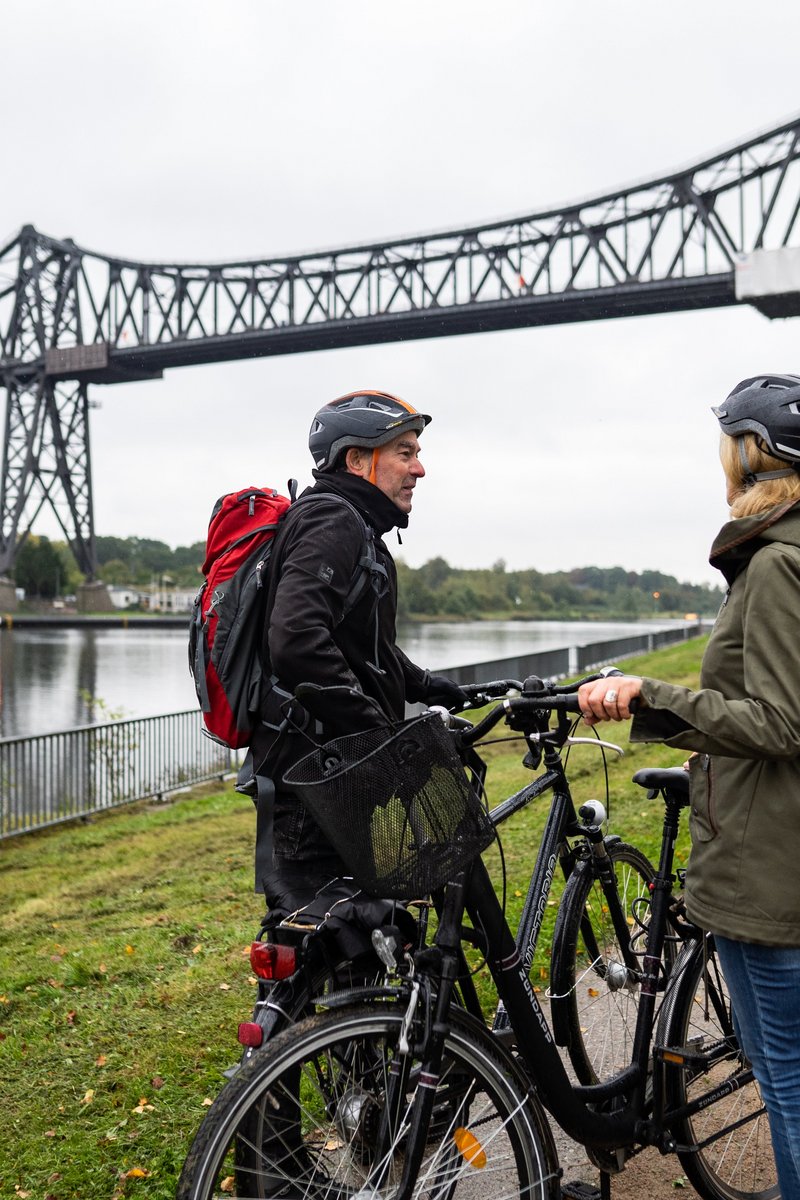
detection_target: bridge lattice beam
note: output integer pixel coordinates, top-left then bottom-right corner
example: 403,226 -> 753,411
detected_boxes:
2,116 -> 800,578
2,115 -> 800,381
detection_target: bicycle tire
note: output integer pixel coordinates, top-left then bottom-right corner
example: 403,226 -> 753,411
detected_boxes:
549,840 -> 658,1085
659,934 -> 779,1200
178,1004 -> 560,1200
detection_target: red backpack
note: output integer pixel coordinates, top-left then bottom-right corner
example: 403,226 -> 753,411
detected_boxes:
189,486 -> 293,748
189,484 -> 382,749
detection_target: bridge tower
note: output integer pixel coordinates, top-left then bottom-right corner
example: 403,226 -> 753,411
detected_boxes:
0,229 -> 102,606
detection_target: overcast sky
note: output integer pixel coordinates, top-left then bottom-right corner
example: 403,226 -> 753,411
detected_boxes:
4,1 -> 800,587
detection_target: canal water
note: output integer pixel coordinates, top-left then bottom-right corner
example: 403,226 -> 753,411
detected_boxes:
0,618 -> 689,739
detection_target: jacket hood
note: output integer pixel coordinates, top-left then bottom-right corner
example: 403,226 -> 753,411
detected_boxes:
710,498 -> 800,585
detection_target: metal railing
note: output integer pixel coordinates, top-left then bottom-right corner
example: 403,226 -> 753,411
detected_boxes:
0,711 -> 234,839
439,621 -> 708,685
1,622 -> 708,840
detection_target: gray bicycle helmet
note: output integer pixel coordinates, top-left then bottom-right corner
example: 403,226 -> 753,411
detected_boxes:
713,374 -> 800,463
309,390 -> 431,472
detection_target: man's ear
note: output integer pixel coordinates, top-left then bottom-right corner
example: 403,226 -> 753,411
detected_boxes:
345,446 -> 369,476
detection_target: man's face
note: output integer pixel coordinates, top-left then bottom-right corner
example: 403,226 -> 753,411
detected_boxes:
347,431 -> 425,513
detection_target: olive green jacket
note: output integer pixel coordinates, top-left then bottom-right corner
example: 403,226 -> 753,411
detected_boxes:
631,499 -> 800,946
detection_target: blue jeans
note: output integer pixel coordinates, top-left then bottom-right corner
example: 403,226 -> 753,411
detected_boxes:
715,935 -> 800,1196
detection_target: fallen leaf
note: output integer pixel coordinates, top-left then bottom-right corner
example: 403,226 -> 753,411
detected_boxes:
96,1054 -> 108,1067
192,944 -> 203,954
125,945 -> 135,955
44,1130 -> 56,1138
220,1178 -> 235,1193
202,1097 -> 214,1106
219,983 -> 231,991
125,1167 -> 149,1178
82,1089 -> 95,1105
14,1188 -> 31,1198
98,963 -> 107,973
66,1010 -> 77,1025
151,1076 -> 165,1089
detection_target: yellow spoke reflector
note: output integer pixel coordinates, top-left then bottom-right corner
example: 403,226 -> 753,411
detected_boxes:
453,1126 -> 487,1169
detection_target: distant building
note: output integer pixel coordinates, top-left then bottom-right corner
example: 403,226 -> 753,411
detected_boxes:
141,586 -> 196,614
108,587 -> 141,609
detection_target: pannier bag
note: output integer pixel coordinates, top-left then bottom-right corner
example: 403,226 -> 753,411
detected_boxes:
282,712 -> 495,898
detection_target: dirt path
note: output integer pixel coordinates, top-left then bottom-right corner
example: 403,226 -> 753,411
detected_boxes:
553,1126 -> 691,1198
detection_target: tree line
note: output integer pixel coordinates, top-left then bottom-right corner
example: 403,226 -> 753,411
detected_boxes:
13,535 -> 724,619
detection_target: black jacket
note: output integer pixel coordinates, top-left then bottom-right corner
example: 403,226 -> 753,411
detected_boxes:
256,471 -> 429,780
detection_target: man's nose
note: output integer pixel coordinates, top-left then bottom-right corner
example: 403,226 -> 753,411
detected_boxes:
411,458 -> 425,478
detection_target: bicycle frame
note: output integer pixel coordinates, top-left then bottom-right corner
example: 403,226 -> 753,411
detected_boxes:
467,696 -> 644,1037
427,765 -> 758,1158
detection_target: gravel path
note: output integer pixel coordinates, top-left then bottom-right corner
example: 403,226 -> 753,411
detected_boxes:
538,998 -> 693,1198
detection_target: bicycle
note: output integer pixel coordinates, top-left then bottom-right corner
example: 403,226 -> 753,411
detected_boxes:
177,675 -> 775,1199
233,671 -> 655,1090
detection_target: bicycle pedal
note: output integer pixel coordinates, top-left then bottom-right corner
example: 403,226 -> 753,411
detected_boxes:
656,1044 -> 709,1070
561,1182 -> 601,1200
492,1026 -> 516,1052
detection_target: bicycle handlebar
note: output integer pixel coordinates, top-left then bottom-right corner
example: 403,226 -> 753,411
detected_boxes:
457,670 -> 611,711
456,690 -> 583,746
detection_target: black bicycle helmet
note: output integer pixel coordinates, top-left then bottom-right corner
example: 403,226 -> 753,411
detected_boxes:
309,390 -> 431,472
713,374 -> 800,463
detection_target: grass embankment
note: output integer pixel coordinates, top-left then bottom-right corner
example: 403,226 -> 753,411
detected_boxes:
0,638 -> 704,1200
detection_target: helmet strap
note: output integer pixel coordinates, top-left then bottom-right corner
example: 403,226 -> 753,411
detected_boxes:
738,436 -> 796,487
368,448 -> 381,486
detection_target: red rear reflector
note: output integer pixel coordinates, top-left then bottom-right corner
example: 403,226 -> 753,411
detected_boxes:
249,942 -> 297,980
237,1022 -> 264,1047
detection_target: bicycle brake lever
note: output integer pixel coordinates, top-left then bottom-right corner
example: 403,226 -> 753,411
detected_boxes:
566,736 -> 625,757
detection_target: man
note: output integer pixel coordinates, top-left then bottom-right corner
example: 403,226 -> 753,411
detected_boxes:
251,389 -> 466,909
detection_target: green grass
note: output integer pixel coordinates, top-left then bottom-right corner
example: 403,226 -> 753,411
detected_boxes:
0,638 -> 704,1199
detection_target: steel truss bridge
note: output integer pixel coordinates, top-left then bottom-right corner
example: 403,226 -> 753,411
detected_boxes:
3,114 -> 800,579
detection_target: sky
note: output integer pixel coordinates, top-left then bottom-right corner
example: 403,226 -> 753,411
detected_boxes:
3,1 -> 800,587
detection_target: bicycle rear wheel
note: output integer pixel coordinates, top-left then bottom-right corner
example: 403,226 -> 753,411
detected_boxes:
549,841 -> 657,1085
659,934 -> 778,1200
178,1004 -> 559,1200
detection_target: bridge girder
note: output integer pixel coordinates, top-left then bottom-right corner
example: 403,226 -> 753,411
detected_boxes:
2,115 -> 800,576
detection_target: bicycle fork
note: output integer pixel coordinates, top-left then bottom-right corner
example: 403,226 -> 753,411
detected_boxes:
378,878 -> 467,1200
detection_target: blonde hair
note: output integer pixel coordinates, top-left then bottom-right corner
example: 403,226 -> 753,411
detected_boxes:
721,432 -> 800,518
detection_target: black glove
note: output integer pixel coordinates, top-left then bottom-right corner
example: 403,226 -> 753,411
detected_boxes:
424,673 -> 469,712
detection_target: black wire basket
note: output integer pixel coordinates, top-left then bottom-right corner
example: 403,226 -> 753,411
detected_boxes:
282,713 -> 495,899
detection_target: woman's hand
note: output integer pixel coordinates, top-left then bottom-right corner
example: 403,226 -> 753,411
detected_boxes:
577,675 -> 644,725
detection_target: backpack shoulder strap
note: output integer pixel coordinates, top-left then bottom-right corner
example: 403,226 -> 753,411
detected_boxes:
289,491 -> 389,619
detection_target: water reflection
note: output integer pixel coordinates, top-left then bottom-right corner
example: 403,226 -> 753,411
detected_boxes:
0,627 -> 197,739
1,619 -> 686,740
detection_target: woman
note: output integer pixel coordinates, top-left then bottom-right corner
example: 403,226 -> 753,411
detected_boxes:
578,373 -> 800,1196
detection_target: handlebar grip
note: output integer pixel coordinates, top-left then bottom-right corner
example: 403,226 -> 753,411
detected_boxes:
510,693 -> 582,714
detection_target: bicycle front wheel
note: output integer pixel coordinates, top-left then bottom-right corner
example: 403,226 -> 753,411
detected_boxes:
178,1004 -> 559,1200
549,840 -> 657,1085
659,934 -> 778,1200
